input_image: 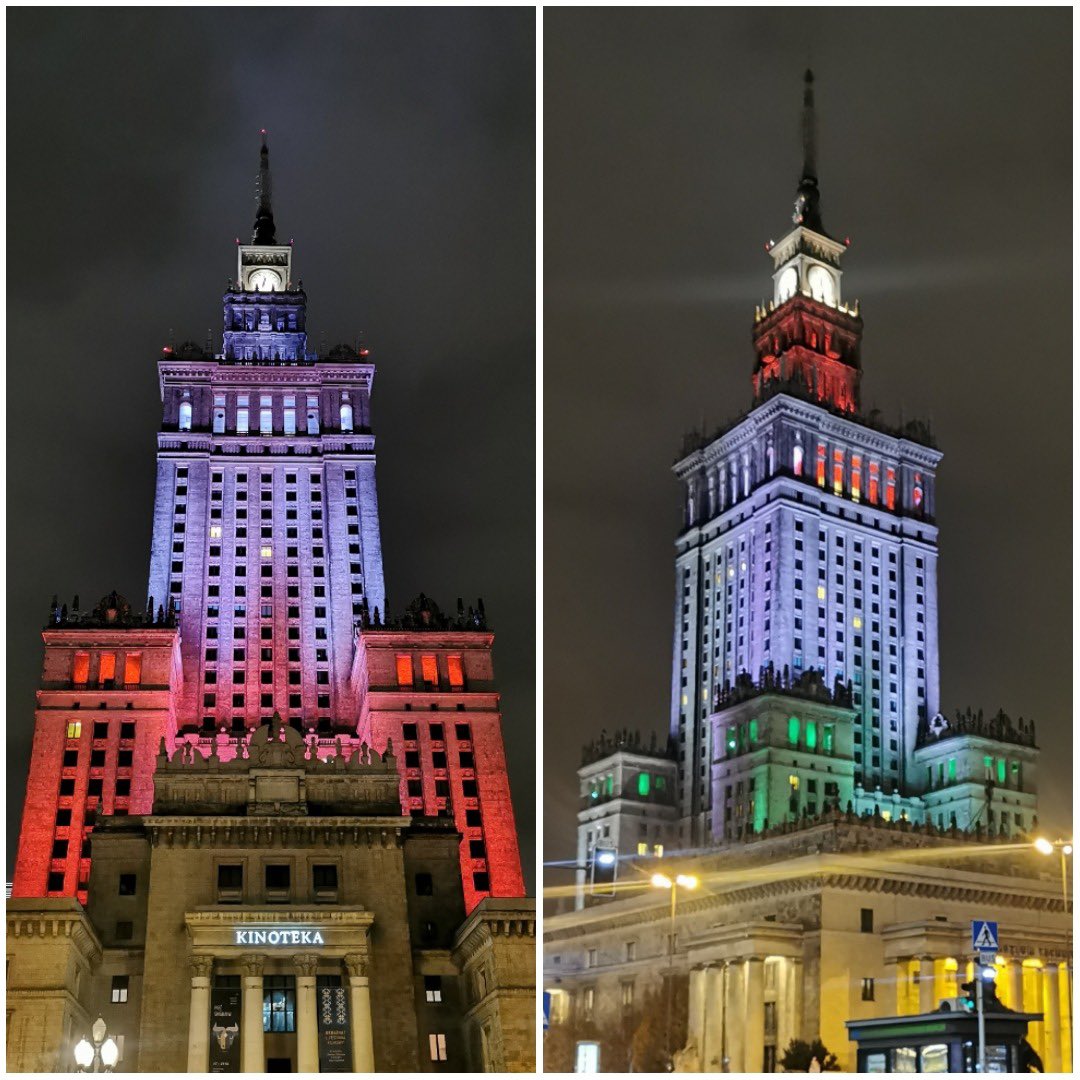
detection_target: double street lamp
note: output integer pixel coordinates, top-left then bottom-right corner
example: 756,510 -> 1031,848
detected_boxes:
73,1017 -> 119,1073
1033,837 -> 1072,1070
651,872 -> 699,1070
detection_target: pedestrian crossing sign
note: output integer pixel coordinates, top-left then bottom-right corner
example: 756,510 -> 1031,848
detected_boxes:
971,920 -> 999,952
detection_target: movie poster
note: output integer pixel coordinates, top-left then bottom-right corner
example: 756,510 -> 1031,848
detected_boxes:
317,985 -> 352,1072
209,987 -> 242,1072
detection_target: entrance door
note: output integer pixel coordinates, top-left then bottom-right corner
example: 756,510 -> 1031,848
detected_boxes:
266,1057 -> 292,1072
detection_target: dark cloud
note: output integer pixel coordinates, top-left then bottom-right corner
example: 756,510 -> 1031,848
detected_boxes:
7,8 -> 536,889
543,9 -> 1071,868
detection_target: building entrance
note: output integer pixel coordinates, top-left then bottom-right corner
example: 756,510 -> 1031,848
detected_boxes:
266,1058 -> 292,1072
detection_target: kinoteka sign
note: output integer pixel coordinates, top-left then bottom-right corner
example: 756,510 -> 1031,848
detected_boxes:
233,928 -> 325,946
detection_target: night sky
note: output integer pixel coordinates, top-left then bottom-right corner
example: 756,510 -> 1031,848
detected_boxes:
544,10 -> 1072,870
7,9 -> 535,888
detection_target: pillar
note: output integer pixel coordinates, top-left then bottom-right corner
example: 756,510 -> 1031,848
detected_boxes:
187,955 -> 214,1073
1043,963 -> 1062,1073
687,966 -> 707,1067
345,952 -> 375,1071
1007,959 -> 1024,1012
725,960 -> 744,1072
895,959 -> 910,1015
918,956 -> 935,1014
701,964 -> 723,1071
241,955 -> 265,1073
789,956 -> 804,1045
745,957 -> 765,1073
295,954 -> 319,1073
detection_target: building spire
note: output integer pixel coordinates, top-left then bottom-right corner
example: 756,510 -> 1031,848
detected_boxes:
792,69 -> 825,234
252,130 -> 277,245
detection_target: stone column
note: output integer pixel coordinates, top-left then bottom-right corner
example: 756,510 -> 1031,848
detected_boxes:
725,960 -> 744,1073
295,954 -> 320,1074
1007,959 -> 1024,1012
702,964 -> 724,1071
918,956 -> 935,1014
1043,963 -> 1062,1073
187,955 -> 214,1073
895,959 -> 910,1014
789,956 -> 804,1045
241,955 -> 265,1074
687,965 -> 706,1063
345,952 -> 375,1072
745,957 -> 766,1073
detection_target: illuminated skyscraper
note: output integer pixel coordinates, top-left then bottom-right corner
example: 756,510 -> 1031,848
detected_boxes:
13,136 -> 524,911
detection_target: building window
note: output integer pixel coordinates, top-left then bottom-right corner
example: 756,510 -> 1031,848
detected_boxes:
340,400 -> 354,432
115,921 -> 134,941
260,396 -> 273,434
447,655 -> 465,689
67,721 -> 82,739
860,907 -> 874,933
283,395 -> 296,435
421,655 -> 438,687
263,975 -> 297,1032
123,653 -> 142,686
425,975 -> 443,1003
118,874 -> 137,896
861,977 -> 875,1001
98,652 -> 116,688
111,975 -> 129,1004
396,655 -> 413,687
428,1033 -> 448,1062
312,864 -> 338,894
73,651 -> 90,685
178,399 -> 192,431
415,872 -> 434,896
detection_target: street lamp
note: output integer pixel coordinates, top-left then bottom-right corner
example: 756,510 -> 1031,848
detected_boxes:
1034,837 -> 1072,1070
73,1017 -> 119,1072
652,872 -> 699,1070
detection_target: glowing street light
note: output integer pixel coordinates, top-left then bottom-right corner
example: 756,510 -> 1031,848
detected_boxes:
651,871 -> 699,1068
73,1017 -> 118,1072
1034,837 -> 1072,1070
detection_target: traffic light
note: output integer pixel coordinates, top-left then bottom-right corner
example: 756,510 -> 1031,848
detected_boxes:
592,847 -> 617,895
957,981 -> 979,1011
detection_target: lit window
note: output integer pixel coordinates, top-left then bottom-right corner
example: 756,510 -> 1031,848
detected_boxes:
237,404 -> 249,434
913,472 -> 923,509
424,975 -> 443,1003
788,774 -> 800,791
429,1033 -> 447,1062
653,844 -> 664,857
306,396 -> 320,435
283,395 -> 296,436
853,616 -> 863,629
447,655 -> 464,689
111,975 -> 129,1003
99,652 -> 116,687
396,655 -> 413,688
123,653 -> 142,686
868,462 -> 880,504
788,716 -> 800,745
209,526 -> 222,539
851,454 -> 862,502
816,443 -> 826,487
793,443 -> 804,477
260,396 -> 273,435
178,399 -> 192,432
340,400 -> 354,433
67,721 -> 82,739
885,467 -> 896,510
637,772 -> 651,797
817,586 -> 826,600
73,652 -> 90,685
421,655 -> 438,687
832,448 -> 844,496
260,546 -> 272,558
806,719 -> 817,750
881,810 -> 892,822
637,842 -> 648,856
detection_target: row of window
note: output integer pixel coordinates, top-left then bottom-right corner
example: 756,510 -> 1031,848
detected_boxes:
177,392 -> 357,435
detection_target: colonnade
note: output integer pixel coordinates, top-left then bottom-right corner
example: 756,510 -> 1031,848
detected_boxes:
898,954 -> 1070,1073
186,951 -> 375,1073
686,955 -> 802,1072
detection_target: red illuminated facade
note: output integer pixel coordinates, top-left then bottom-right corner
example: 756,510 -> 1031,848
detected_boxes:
11,138 -> 525,913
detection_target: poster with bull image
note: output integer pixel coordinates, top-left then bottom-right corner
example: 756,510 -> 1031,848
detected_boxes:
209,988 -> 242,1072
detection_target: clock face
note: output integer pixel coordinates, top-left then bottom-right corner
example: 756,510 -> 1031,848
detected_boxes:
777,266 -> 798,303
807,265 -> 836,306
249,268 -> 281,292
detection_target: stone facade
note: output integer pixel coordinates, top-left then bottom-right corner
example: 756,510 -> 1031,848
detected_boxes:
545,818 -> 1071,1072
7,718 -> 535,1073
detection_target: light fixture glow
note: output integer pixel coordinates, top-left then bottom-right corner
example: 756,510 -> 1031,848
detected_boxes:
651,873 -> 673,889
100,1037 -> 120,1068
1034,837 -> 1054,856
74,1039 -> 94,1069
675,874 -> 699,889
596,851 -> 616,867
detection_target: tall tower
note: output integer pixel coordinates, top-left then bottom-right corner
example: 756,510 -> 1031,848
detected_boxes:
147,132 -> 385,743
670,72 -> 945,844
13,136 -> 525,912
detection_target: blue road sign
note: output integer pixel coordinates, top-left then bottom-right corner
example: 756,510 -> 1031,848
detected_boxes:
543,991 -> 551,1030
971,920 -> 999,952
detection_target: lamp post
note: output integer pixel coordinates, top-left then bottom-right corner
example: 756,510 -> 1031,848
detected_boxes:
651,872 -> 698,1070
1034,837 -> 1072,1070
73,1017 -> 119,1073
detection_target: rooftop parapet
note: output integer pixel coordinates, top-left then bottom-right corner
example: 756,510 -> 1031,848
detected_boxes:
358,592 -> 489,633
916,707 -> 1038,751
712,664 -> 855,712
44,591 -> 177,631
580,728 -> 677,769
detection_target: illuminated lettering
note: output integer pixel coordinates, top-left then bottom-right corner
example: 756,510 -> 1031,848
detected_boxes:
233,928 -> 325,946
